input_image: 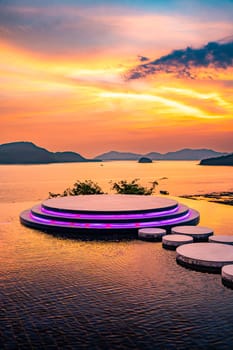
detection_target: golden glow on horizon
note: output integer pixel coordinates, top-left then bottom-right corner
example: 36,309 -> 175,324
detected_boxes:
99,91 -> 225,119
1,36 -> 233,155
160,87 -> 230,107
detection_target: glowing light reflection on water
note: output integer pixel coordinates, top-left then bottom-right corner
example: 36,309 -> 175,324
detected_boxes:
0,162 -> 233,349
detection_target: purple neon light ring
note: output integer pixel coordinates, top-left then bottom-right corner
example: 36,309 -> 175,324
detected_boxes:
20,195 -> 200,235
30,210 -> 191,229
40,205 -> 179,220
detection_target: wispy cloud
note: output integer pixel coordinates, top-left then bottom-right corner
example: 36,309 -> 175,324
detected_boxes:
0,5 -> 123,55
1,1 -> 233,154
0,3 -> 232,59
126,39 -> 233,80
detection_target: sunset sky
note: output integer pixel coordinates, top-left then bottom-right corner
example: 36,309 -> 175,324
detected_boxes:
1,0 -> 233,156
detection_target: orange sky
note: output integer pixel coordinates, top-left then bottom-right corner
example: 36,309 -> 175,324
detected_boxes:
1,2 -> 233,156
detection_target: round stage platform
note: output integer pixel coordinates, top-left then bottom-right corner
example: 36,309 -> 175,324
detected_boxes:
20,195 -> 200,237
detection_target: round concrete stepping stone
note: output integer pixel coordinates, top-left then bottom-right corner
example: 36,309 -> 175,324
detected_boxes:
171,225 -> 213,241
138,228 -> 166,241
209,235 -> 233,245
222,264 -> 233,289
162,234 -> 193,250
176,243 -> 233,272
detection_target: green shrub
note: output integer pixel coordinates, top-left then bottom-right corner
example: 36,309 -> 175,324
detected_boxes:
49,180 -> 104,198
49,178 -> 160,198
110,178 -> 158,195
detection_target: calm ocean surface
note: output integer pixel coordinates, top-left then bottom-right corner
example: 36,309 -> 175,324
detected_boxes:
1,161 -> 233,349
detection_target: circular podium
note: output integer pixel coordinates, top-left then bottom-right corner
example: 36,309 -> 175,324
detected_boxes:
20,194 -> 200,238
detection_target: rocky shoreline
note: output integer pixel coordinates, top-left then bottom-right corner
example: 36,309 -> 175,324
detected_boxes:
180,191 -> 233,206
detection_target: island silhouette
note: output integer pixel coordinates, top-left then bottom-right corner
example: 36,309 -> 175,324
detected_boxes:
0,141 -> 230,164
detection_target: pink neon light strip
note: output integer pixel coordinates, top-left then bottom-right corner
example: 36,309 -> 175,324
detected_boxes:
41,205 -> 179,220
30,211 -> 191,229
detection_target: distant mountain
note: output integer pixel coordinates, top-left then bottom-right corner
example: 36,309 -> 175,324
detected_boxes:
200,153 -> 233,166
0,142 -> 99,164
95,149 -> 227,161
144,152 -> 163,159
53,151 -> 86,163
95,151 -> 142,160
1,142 -> 228,164
161,148 -> 226,160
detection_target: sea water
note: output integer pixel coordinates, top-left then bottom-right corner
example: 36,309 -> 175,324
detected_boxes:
0,161 -> 233,349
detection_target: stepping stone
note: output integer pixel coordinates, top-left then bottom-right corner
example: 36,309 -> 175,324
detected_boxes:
176,243 -> 233,272
209,235 -> 233,245
222,264 -> 233,289
138,228 -> 166,241
162,234 -> 193,250
171,225 -> 213,241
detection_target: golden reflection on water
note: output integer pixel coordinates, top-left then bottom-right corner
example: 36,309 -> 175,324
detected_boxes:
177,196 -> 233,234
0,160 -> 232,293
1,187 -> 233,348
0,196 -> 232,283
0,161 -> 233,202
0,201 -> 165,285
